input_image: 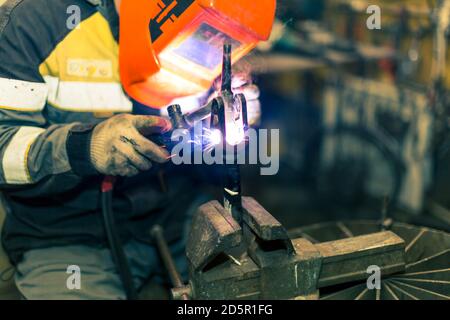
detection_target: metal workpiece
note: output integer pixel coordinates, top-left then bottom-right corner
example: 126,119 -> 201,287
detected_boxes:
223,164 -> 243,224
182,198 -> 408,300
221,44 -> 233,93
182,99 -> 216,128
167,104 -> 188,130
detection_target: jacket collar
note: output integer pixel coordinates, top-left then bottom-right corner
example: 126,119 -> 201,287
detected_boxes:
87,0 -> 119,41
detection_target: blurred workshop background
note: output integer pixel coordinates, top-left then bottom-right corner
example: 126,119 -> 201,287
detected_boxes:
234,0 -> 450,233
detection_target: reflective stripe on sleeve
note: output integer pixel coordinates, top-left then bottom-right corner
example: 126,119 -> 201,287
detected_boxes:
44,76 -> 132,112
2,126 -> 45,184
0,78 -> 48,111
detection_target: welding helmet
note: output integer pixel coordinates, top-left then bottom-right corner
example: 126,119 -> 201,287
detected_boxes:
119,0 -> 277,108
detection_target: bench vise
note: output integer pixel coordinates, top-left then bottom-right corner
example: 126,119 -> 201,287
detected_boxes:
172,197 -> 406,300
159,44 -> 405,300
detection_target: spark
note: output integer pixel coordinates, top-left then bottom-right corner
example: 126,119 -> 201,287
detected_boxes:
208,129 -> 223,146
201,128 -> 223,153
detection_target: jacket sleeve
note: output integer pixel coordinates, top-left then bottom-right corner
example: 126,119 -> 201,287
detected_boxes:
0,0 -> 99,196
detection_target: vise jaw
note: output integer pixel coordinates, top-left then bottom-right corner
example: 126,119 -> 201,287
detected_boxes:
176,197 -> 405,300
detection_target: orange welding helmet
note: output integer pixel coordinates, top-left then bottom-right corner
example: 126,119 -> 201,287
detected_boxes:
119,0 -> 277,108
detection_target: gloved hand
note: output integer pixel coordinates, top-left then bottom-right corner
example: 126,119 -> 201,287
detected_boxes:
90,114 -> 172,177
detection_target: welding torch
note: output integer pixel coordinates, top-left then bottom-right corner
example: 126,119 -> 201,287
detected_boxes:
101,44 -> 248,300
166,44 -> 248,223
149,45 -> 250,300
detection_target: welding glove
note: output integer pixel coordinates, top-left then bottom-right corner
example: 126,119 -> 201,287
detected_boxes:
90,114 -> 172,177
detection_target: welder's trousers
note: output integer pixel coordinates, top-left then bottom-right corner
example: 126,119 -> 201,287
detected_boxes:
14,237 -> 186,300
12,194 -> 210,300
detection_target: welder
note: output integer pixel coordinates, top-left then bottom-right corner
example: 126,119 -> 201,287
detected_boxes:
0,0 -> 275,299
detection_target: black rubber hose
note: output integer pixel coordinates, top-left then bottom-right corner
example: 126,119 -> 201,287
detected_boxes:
101,187 -> 138,300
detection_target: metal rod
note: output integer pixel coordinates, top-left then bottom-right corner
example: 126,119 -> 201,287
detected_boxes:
151,225 -> 189,300
183,99 -> 214,127
179,43 -> 233,128
221,44 -> 232,93
223,164 -> 242,224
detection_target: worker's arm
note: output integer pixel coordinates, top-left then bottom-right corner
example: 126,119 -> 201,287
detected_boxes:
0,92 -> 172,197
0,0 -> 169,196
0,101 -> 91,196
0,0 -> 97,197
0,7 -> 85,195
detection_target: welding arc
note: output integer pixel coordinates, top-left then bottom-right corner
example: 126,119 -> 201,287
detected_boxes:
290,221 -> 450,300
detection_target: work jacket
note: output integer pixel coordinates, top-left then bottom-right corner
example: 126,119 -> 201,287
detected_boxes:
0,0 -> 198,264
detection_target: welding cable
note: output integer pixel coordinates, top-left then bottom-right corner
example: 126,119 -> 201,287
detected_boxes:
101,176 -> 138,300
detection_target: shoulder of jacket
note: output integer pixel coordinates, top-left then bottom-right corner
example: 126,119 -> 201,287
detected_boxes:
0,0 -> 99,81
0,0 -> 97,35
1,0 -> 95,15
